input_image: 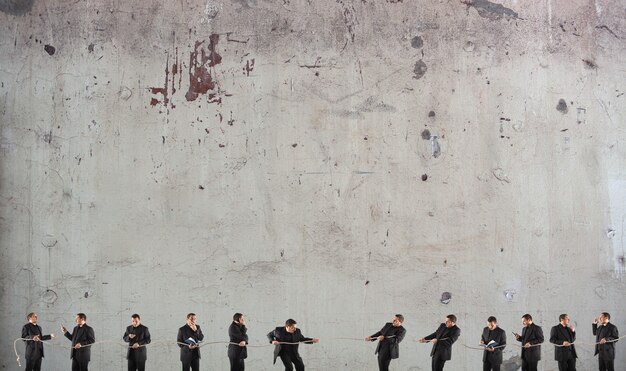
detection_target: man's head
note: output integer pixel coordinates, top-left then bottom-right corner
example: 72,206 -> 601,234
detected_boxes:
131,314 -> 141,327
521,314 -> 533,327
75,313 -> 87,326
27,312 -> 38,324
187,313 -> 197,326
600,312 -> 611,324
392,314 -> 404,327
445,315 -> 457,328
233,313 -> 244,324
487,316 -> 497,330
285,319 -> 297,333
559,314 -> 569,326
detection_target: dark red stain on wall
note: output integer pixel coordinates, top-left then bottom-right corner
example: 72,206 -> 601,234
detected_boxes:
185,34 -> 223,102
150,54 -> 169,107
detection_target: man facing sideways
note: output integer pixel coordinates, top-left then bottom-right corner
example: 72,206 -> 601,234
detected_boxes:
21,312 -> 55,371
550,314 -> 577,371
593,312 -> 619,371
267,319 -> 319,371
228,313 -> 248,371
418,314 -> 461,371
513,314 -> 543,371
123,314 -> 151,371
365,314 -> 407,371
177,313 -> 204,371
480,316 -> 506,371
61,313 -> 95,371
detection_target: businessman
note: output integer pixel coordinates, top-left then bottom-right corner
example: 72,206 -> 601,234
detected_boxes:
365,314 -> 407,371
418,314 -> 461,371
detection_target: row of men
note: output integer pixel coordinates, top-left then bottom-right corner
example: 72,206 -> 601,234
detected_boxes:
21,311 -> 619,371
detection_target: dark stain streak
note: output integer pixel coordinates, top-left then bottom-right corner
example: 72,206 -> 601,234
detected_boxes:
226,32 -> 249,43
243,59 -> 255,76
161,136 -> 165,144
0,0 -> 35,15
582,59 -> 598,69
411,35 -> 424,48
198,185 -> 204,190
44,44 -> 56,55
413,60 -> 428,79
595,25 -> 620,39
88,43 -> 94,53
462,0 -> 519,20
291,143 -> 298,148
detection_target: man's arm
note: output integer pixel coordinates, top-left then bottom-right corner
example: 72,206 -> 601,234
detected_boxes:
393,327 -> 406,344
141,327 -> 151,345
196,326 -> 204,342
549,326 -> 561,345
84,326 -> 95,345
531,326 -> 544,345
607,325 -> 619,342
439,327 -> 460,347
267,330 -> 277,343
177,327 -> 185,348
123,327 -> 131,343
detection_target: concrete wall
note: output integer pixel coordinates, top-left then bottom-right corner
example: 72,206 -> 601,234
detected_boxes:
1,0 -> 625,369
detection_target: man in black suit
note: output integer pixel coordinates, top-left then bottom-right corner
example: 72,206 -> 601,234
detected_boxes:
123,314 -> 151,371
592,312 -> 619,371
418,314 -> 461,371
61,313 -> 95,371
480,316 -> 506,371
513,314 -> 543,371
365,314 -> 407,371
21,312 -> 55,371
177,313 -> 204,371
550,313 -> 577,371
267,318 -> 319,371
228,313 -> 248,371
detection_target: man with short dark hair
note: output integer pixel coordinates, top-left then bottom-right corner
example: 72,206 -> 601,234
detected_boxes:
177,313 -> 204,371
123,314 -> 151,371
418,314 -> 461,371
365,314 -> 407,371
61,313 -> 95,371
267,319 -> 319,371
228,313 -> 248,371
513,314 -> 543,371
480,316 -> 506,371
593,312 -> 619,371
550,314 -> 577,371
21,312 -> 55,371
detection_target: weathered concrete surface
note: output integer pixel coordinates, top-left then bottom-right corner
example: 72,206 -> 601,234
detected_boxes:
1,0 -> 625,369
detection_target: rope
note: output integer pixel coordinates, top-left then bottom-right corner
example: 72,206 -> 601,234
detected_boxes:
13,334 -> 626,367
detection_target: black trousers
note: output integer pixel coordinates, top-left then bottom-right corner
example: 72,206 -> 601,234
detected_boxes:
181,358 -> 199,371
229,356 -> 245,371
599,358 -> 615,371
431,357 -> 446,371
25,358 -> 42,371
521,358 -> 538,371
71,359 -> 89,371
377,355 -> 391,371
279,353 -> 305,371
557,358 -> 576,371
128,358 -> 146,371
483,360 -> 501,371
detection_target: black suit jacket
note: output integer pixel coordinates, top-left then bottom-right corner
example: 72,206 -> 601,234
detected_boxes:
481,326 -> 506,364
228,322 -> 248,360
549,324 -> 577,361
517,323 -> 543,362
593,322 -> 619,361
369,322 -> 406,359
177,324 -> 204,362
424,324 -> 461,361
64,324 -> 95,362
21,323 -> 52,360
123,324 -> 151,361
267,327 -> 313,364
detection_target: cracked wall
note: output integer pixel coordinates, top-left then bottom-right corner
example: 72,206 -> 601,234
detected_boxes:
1,0 -> 625,369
